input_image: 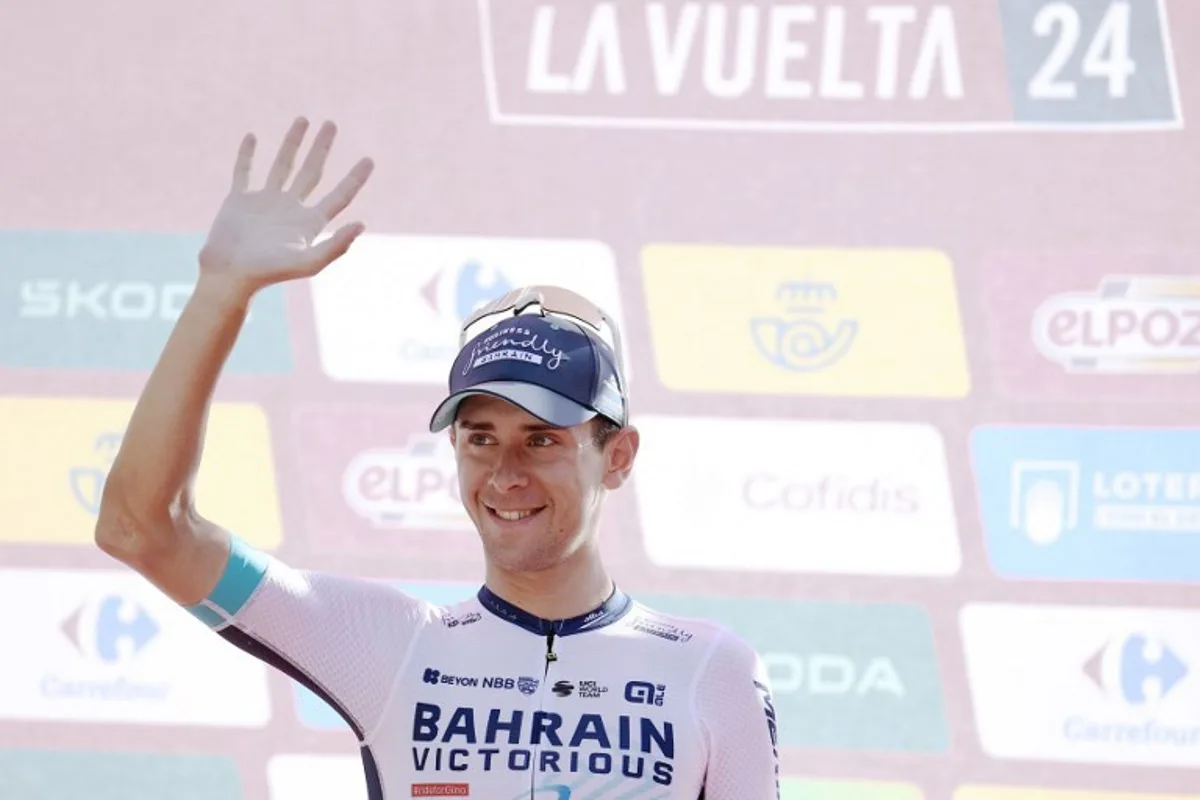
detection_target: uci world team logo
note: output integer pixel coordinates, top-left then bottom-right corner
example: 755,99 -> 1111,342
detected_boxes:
751,281 -> 858,372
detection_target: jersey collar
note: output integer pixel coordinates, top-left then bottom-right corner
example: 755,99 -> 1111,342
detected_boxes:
477,584 -> 632,636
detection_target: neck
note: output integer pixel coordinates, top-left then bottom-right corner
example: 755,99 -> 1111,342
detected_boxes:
484,542 -> 614,621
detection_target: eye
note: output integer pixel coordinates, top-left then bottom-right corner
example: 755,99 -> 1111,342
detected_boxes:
467,433 -> 496,446
529,434 -> 556,448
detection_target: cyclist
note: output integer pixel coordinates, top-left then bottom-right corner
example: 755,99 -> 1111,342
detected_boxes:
96,117 -> 782,799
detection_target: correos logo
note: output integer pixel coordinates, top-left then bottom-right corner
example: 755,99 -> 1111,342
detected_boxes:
751,281 -> 858,372
641,245 -> 969,398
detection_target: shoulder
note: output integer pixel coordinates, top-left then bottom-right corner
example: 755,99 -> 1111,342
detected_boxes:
622,598 -> 762,671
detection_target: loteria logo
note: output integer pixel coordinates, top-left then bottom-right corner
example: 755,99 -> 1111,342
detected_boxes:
971,425 -> 1200,583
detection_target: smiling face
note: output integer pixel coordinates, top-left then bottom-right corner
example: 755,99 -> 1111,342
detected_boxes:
449,394 -> 638,574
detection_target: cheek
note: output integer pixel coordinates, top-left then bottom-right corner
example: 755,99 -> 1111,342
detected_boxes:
455,461 -> 483,503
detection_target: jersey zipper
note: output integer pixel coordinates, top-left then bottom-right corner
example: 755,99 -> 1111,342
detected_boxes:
529,625 -> 560,798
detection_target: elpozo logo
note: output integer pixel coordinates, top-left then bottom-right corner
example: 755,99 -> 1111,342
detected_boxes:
342,433 -> 472,531
0,229 -> 291,372
971,425 -> 1200,583
1031,275 -> 1200,374
640,245 -> 969,397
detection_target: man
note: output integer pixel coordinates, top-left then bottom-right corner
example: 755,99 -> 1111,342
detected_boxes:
96,117 -> 781,799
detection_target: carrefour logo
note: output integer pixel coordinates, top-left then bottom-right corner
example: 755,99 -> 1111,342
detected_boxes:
45,594 -> 169,702
1083,634 -> 1188,707
61,594 -> 159,665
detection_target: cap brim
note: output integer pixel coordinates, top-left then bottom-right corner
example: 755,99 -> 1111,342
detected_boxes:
428,381 -> 599,433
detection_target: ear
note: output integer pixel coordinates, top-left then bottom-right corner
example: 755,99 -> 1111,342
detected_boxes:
602,425 -> 639,490
448,425 -> 457,447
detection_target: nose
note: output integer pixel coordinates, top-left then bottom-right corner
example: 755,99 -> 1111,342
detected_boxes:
487,446 -> 529,493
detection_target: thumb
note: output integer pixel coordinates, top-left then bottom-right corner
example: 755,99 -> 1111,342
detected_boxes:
306,222 -> 366,274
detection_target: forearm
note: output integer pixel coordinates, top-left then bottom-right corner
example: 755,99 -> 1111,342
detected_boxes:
100,275 -> 252,529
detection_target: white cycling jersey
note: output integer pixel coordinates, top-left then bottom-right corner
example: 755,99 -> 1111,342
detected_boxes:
184,537 -> 782,800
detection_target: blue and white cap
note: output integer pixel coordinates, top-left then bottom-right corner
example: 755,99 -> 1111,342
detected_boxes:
428,314 -> 627,433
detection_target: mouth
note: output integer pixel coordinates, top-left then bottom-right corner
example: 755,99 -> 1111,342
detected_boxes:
485,505 -> 547,524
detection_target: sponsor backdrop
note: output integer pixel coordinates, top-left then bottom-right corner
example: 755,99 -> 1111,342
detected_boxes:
1,0 -> 1198,798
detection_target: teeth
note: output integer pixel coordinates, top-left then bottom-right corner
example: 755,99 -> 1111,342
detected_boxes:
495,509 -> 535,521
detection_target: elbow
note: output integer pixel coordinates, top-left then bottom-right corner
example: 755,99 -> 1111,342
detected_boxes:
94,476 -> 187,569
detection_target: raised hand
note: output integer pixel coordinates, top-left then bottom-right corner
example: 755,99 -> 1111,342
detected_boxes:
198,117 -> 375,296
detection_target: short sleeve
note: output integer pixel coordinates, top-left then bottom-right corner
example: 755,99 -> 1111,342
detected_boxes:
694,630 -> 782,800
184,536 -> 436,739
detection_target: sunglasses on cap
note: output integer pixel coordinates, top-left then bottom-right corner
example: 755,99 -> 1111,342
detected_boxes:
458,284 -> 628,391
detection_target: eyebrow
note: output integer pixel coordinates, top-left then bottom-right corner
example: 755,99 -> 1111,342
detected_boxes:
456,419 -> 561,433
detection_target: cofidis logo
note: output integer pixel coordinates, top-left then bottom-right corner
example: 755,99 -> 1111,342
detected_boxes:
0,230 -> 291,372
971,425 -> 1200,583
641,245 -> 969,397
0,397 -> 282,548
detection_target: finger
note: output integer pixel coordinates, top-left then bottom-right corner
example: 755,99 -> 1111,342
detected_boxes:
298,222 -> 366,276
231,133 -> 256,192
315,157 -> 375,221
288,120 -> 338,200
264,116 -> 310,191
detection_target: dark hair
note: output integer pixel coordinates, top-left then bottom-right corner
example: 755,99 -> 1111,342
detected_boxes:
591,416 -> 622,449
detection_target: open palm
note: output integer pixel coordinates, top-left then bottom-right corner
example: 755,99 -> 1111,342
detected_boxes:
199,117 -> 374,293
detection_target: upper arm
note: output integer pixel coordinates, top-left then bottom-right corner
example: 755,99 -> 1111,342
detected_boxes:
183,536 -> 432,739
695,632 -> 782,800
94,497 -> 232,609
